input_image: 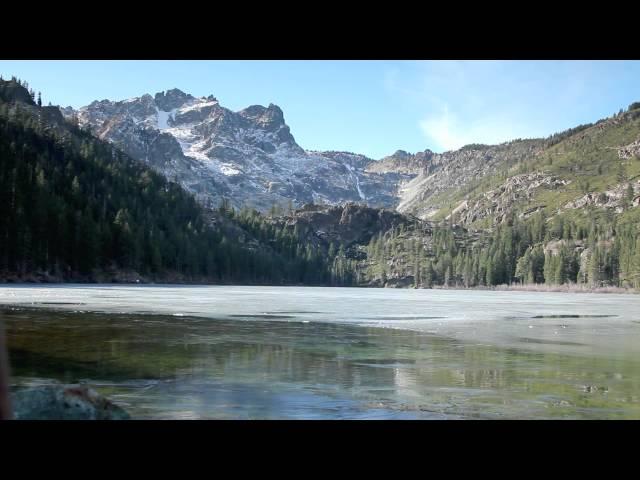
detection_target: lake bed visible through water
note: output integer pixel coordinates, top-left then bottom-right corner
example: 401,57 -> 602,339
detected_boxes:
1,285 -> 639,419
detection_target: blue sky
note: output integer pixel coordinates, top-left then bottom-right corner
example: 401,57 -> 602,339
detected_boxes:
1,60 -> 639,159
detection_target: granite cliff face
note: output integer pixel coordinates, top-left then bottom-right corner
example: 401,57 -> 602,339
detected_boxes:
63,90 -> 401,212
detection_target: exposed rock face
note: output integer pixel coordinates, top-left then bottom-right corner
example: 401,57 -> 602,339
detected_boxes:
0,80 -> 36,105
563,180 -> 640,213
63,91 -> 401,212
618,139 -> 640,159
41,105 -> 66,125
279,202 -> 415,248
12,385 -> 131,420
543,239 -> 586,256
396,141 -> 545,219
366,149 -> 433,175
384,276 -> 415,288
448,172 -> 570,224
154,88 -> 196,111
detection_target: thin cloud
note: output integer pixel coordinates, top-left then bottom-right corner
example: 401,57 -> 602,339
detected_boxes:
419,107 -> 524,152
387,61 -> 614,153
419,107 -> 461,152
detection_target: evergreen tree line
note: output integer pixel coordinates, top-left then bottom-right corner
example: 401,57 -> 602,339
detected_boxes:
362,211 -> 640,289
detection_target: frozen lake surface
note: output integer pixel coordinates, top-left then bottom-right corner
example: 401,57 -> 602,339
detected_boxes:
2,285 -> 640,419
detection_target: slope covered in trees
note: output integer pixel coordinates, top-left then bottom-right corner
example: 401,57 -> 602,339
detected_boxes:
355,207 -> 640,290
269,201 -> 640,291
0,78 -> 334,284
353,99 -> 640,291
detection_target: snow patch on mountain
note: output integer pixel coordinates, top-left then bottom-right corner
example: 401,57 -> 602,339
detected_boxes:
220,164 -> 242,176
156,107 -> 177,130
66,89 -> 407,212
180,100 -> 218,113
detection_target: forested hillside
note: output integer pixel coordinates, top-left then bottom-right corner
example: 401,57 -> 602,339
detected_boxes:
357,208 -> 640,289
0,78 -> 335,284
340,102 -> 640,291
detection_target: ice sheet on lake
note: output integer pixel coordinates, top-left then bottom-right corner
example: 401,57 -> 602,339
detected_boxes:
1,285 -> 639,357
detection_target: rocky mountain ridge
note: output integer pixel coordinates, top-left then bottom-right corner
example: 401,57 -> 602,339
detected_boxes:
63,90 -> 403,212
61,88 -> 640,233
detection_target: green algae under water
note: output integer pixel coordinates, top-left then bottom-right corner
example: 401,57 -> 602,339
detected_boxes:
1,285 -> 640,419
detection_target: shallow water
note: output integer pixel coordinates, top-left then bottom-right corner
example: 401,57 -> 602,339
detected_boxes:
1,285 -> 640,419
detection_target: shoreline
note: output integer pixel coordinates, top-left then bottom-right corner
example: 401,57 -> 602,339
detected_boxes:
0,279 -> 636,295
460,284 -> 637,294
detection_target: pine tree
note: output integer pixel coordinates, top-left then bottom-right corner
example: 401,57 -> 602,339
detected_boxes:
423,260 -> 433,288
515,249 -> 532,284
444,265 -> 452,287
625,183 -> 635,209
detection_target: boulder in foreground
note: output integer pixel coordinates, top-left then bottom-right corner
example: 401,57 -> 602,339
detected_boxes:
12,385 -> 131,420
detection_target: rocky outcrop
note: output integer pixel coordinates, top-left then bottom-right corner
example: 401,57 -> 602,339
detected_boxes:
563,180 -> 640,213
365,149 -> 433,175
543,239 -> 586,256
396,140 -> 545,219
384,276 -> 415,288
12,385 -> 130,420
0,79 -> 36,105
278,202 -> 418,248
618,139 -> 640,159
447,172 -> 570,225
154,88 -> 195,111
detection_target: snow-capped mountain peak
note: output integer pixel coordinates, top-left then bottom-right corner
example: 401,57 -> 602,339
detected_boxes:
64,89 -> 404,211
